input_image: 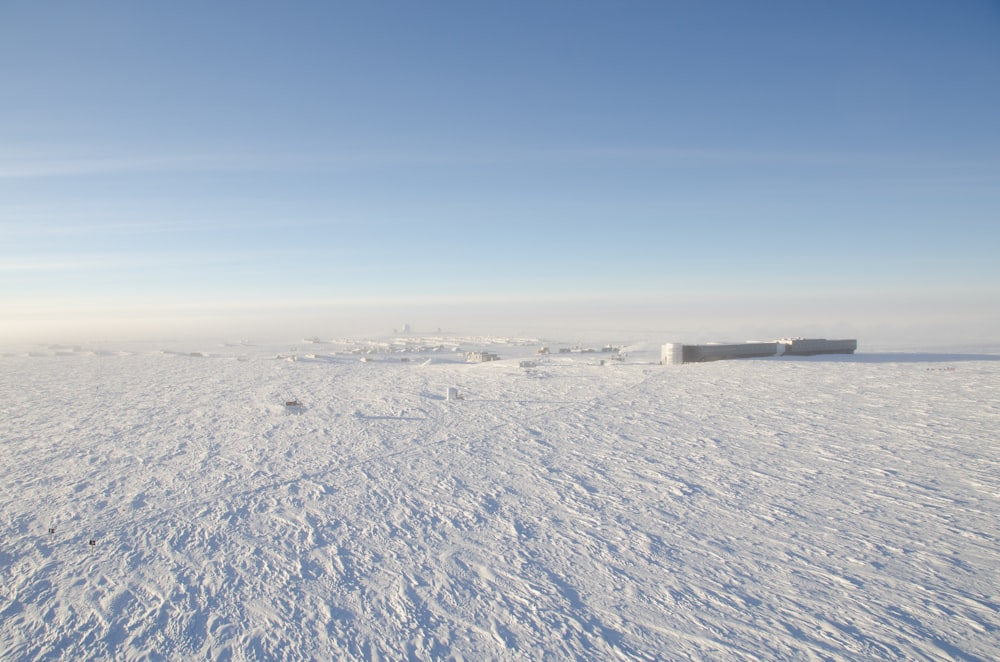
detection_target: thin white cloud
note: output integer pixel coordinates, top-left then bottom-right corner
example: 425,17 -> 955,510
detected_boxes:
0,155 -> 218,178
0,255 -> 148,272
0,151 -> 348,178
0,217 -> 318,236
0,250 -> 246,272
3,145 -> 982,179
0,150 -> 426,178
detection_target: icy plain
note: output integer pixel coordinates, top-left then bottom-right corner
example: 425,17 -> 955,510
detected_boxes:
1,338 -> 998,660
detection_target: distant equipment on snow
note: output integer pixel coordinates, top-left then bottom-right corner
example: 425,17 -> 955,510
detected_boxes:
446,387 -> 461,401
662,338 -> 857,364
466,351 -> 500,363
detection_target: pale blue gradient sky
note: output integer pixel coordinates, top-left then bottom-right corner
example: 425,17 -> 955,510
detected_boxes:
2,2 -> 999,345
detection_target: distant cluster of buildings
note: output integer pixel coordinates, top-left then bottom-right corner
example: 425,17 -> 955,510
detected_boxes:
661,338 -> 857,364
540,344 -> 620,355
468,343 -> 626,364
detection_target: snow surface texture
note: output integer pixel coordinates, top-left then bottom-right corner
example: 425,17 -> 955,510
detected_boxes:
1,339 -> 998,660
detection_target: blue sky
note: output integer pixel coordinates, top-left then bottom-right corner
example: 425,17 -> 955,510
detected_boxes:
2,1 -> 999,345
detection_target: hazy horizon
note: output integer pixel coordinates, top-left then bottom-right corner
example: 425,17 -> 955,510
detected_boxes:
4,291 -> 998,353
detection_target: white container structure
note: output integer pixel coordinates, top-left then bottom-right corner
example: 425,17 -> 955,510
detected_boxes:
446,387 -> 459,401
661,343 -> 684,365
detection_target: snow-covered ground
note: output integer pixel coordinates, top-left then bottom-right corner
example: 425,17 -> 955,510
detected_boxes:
2,338 -> 998,660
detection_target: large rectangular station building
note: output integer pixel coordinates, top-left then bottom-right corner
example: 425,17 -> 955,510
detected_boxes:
662,338 -> 858,364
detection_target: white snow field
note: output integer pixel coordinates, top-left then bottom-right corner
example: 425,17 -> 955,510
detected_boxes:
2,338 -> 998,660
